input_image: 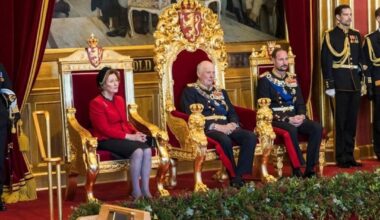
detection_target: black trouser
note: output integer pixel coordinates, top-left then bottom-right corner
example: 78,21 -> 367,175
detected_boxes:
0,125 -> 7,196
373,95 -> 380,158
206,128 -> 256,177
335,91 -> 361,164
273,119 -> 322,170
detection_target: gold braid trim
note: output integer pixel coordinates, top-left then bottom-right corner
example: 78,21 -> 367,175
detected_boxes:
366,37 -> 380,66
325,32 -> 349,57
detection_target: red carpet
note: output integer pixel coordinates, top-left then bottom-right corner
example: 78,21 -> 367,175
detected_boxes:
1,159 -> 379,220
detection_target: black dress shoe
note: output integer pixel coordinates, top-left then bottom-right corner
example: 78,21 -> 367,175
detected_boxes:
292,168 -> 303,178
0,201 -> 7,211
337,162 -> 351,168
303,171 -> 316,178
230,176 -> 245,189
349,160 -> 362,167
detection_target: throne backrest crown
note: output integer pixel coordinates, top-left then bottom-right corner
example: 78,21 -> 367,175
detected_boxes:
59,46 -> 134,129
154,0 -> 227,128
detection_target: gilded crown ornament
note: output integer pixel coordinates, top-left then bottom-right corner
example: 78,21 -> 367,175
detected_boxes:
86,33 -> 103,68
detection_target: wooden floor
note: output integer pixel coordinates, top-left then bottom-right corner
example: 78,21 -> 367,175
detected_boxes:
47,0 -> 277,48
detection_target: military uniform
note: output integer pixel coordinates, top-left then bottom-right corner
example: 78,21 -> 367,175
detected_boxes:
0,64 -> 12,210
180,82 -> 256,182
257,71 -> 322,172
321,26 -> 366,166
363,29 -> 380,160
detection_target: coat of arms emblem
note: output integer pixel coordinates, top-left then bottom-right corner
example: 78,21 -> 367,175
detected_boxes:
86,34 -> 103,67
179,2 -> 202,43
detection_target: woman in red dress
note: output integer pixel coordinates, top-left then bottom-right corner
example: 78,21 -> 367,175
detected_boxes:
89,67 -> 152,199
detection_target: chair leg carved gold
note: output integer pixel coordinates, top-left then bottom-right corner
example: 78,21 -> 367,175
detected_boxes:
319,139 -> 326,176
212,166 -> 229,182
271,146 -> 284,177
165,159 -> 178,188
155,131 -> 171,196
256,98 -> 277,182
84,137 -> 100,202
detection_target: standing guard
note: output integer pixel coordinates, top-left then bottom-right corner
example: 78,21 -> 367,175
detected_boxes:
363,7 -> 380,160
321,4 -> 372,168
0,63 -> 19,211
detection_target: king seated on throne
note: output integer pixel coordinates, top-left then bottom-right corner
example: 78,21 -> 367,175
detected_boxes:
180,60 -> 257,188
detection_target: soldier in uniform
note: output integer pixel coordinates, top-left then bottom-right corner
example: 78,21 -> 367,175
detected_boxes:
257,48 -> 322,178
321,4 -> 371,168
0,64 -> 16,211
363,7 -> 380,160
180,60 -> 256,188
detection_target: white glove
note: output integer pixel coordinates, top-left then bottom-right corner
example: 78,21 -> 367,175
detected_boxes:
325,89 -> 336,97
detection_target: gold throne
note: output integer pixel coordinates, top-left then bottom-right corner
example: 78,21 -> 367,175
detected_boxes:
250,41 -> 327,175
58,35 -> 170,201
154,0 -> 277,190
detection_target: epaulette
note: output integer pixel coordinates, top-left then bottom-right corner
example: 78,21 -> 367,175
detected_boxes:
350,28 -> 359,32
286,71 -> 297,77
364,31 -> 375,38
187,83 -> 196,87
259,71 -> 271,78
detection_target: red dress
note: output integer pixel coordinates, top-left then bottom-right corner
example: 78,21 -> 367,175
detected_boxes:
89,95 -> 136,141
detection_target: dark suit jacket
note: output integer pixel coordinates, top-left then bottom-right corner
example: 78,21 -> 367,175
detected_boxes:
180,85 -> 239,130
321,26 -> 364,91
363,30 -> 380,95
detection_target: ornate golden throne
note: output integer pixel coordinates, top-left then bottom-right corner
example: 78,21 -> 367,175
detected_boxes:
58,36 -> 170,201
154,0 -> 278,191
250,42 -> 327,175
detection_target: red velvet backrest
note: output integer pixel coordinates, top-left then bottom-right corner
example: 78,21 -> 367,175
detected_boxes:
257,64 -> 274,76
172,49 -> 211,109
71,70 -> 125,129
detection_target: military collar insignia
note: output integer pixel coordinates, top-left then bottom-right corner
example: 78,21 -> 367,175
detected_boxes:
267,71 -> 298,88
194,81 -> 225,101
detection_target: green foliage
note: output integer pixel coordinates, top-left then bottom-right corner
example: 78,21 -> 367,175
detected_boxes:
69,201 -> 102,220
70,169 -> 380,220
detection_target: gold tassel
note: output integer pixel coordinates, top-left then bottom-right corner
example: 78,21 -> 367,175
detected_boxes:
17,120 -> 30,152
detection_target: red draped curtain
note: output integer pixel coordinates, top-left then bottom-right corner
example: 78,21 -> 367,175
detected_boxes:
0,0 -> 55,202
284,0 -> 316,118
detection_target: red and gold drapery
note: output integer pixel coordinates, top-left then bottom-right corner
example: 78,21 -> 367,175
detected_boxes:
284,0 -> 317,119
0,0 -> 55,203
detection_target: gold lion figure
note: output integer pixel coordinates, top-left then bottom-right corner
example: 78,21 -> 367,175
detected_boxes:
255,98 -> 277,183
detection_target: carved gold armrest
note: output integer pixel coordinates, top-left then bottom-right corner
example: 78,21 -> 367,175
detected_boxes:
128,104 -> 170,160
166,102 -> 208,158
66,108 -> 98,175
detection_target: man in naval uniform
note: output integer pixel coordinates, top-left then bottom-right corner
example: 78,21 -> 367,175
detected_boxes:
321,4 -> 371,168
0,64 -> 17,211
363,7 -> 380,161
180,60 -> 256,188
257,48 -> 322,178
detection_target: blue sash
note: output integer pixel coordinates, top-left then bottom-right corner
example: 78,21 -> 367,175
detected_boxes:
268,80 -> 293,105
209,99 -> 228,116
